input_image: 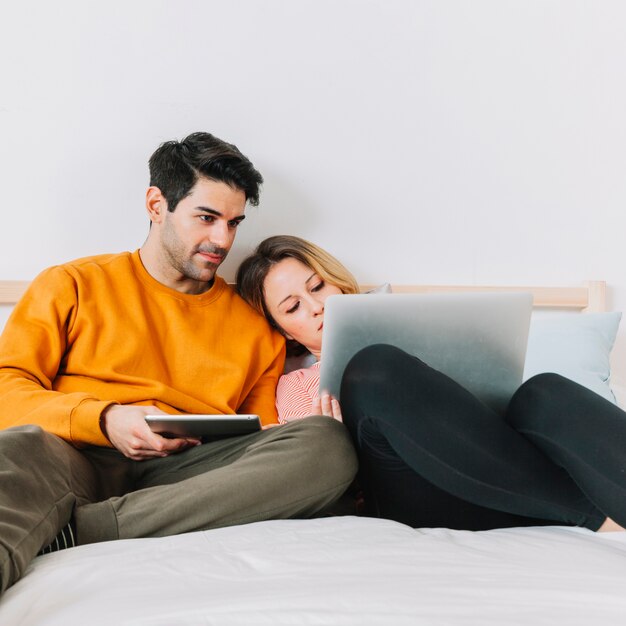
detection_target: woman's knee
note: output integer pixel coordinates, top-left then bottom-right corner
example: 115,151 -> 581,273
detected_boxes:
507,372 -> 571,429
341,344 -> 424,395
345,343 -> 410,374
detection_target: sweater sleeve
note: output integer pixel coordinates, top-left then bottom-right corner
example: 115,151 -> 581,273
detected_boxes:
237,341 -> 285,427
0,267 -> 112,447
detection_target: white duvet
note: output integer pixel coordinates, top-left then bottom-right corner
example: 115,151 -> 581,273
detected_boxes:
2,516 -> 626,625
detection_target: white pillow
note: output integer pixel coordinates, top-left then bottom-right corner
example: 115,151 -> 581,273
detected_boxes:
523,312 -> 621,403
364,283 -> 392,294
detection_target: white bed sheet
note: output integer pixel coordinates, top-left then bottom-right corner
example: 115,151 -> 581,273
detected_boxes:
2,516 -> 626,626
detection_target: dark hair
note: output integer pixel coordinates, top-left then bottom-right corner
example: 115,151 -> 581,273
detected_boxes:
236,235 -> 359,355
148,131 -> 263,211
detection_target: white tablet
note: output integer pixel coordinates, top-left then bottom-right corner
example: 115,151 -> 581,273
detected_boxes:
145,414 -> 261,438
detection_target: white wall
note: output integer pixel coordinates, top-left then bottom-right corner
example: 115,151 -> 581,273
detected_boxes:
1,0 -> 625,379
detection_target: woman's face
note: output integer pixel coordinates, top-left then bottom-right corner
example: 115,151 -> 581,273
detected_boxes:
263,257 -> 343,358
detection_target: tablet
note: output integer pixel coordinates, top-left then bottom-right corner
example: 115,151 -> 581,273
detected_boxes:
145,414 -> 261,438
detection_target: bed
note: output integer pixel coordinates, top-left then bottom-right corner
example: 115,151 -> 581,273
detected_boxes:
0,279 -> 624,625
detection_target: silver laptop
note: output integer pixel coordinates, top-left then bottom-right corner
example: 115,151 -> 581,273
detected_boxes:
318,292 -> 533,415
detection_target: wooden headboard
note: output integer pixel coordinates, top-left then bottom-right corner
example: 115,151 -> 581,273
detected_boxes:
0,279 -> 607,312
361,282 -> 606,312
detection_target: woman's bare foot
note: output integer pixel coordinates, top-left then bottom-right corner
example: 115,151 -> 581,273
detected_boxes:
597,517 -> 626,532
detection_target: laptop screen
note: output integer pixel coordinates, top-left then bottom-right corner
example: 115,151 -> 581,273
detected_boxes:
318,291 -> 532,415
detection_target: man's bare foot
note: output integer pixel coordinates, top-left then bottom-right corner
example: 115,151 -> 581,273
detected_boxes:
597,517 -> 626,532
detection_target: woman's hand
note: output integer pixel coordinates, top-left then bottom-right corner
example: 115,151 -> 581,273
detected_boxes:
311,393 -> 343,421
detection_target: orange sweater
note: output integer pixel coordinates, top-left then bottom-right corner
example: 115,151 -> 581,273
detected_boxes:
0,251 -> 285,447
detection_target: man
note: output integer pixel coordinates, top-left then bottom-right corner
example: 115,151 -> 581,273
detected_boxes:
0,132 -> 357,594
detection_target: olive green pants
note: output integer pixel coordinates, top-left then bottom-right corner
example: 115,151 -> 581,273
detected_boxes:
0,417 -> 357,594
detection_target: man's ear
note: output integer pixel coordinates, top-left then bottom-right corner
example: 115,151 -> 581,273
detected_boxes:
146,187 -> 167,224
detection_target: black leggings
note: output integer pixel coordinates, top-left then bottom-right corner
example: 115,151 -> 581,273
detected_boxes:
340,344 -> 626,531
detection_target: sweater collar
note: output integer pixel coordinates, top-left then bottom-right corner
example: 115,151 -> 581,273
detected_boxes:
129,249 -> 227,305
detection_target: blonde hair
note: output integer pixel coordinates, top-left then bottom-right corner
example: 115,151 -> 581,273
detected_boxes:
236,235 -> 359,352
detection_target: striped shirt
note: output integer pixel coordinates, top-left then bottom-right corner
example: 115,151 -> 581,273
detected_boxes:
276,361 -> 322,423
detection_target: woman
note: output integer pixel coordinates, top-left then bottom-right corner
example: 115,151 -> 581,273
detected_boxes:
237,235 -> 626,532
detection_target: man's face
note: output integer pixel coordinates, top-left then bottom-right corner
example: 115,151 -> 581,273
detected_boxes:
153,177 -> 246,291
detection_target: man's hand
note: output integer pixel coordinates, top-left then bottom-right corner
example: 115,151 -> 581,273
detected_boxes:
100,405 -> 201,461
311,393 -> 343,421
